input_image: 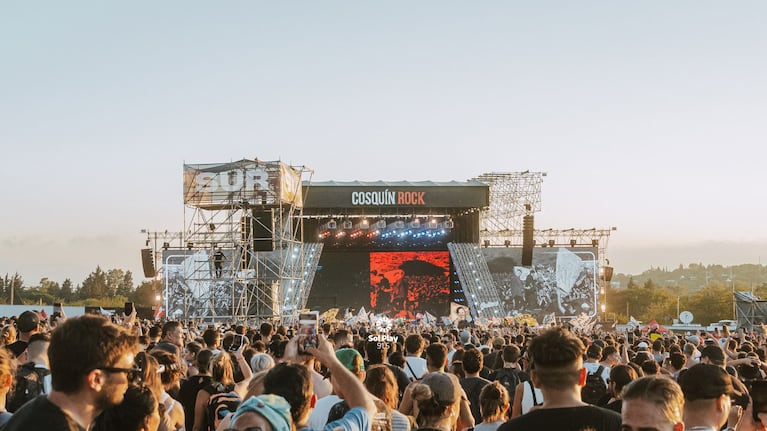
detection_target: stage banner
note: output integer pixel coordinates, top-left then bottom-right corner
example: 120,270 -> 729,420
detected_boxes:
184,160 -> 303,209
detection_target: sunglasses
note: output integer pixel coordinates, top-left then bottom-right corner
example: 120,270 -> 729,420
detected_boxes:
97,366 -> 142,384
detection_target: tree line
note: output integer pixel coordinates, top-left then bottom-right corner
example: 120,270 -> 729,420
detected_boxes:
0,267 -> 162,308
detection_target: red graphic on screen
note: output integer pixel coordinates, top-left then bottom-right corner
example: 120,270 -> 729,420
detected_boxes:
370,251 -> 450,319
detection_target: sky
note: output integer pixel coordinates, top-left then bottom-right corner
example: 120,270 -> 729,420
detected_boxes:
1,1 -> 766,286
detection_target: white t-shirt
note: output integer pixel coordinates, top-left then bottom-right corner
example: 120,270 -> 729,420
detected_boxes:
404,356 -> 427,380
583,361 -> 611,385
308,394 -> 341,430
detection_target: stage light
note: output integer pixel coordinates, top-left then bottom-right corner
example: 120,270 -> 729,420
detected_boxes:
427,219 -> 439,229
359,219 -> 370,229
548,239 -> 555,247
504,240 -> 511,247
443,218 -> 454,229
410,218 -> 420,228
375,219 -> 386,229
327,219 -> 337,229
570,239 -> 577,247
342,220 -> 353,229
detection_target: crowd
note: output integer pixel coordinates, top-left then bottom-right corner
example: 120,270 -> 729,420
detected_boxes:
0,308 -> 766,431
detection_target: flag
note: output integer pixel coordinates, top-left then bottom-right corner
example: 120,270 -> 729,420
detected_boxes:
542,312 -> 557,326
154,305 -> 165,320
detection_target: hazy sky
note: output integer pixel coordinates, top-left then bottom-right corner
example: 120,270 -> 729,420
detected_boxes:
2,1 -> 766,285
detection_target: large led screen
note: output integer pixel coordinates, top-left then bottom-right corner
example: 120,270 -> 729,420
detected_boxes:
482,247 -> 598,319
307,250 -> 452,318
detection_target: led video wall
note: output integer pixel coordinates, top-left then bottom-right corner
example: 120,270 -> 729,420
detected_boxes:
307,250 -> 452,318
482,247 -> 598,318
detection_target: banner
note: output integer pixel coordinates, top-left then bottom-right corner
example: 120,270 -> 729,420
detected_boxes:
184,160 -> 303,209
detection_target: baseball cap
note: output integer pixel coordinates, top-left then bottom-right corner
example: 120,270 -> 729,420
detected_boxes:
17,311 -> 40,333
420,372 -> 458,404
636,341 -> 649,349
335,348 -> 365,372
231,394 -> 292,431
678,363 -> 735,401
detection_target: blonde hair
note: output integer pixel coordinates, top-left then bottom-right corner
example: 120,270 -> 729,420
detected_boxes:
210,352 -> 235,388
0,326 -> 16,347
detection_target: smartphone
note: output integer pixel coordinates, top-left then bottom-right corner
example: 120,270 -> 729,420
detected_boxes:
298,312 -> 319,353
752,380 -> 767,421
53,302 -> 62,314
124,302 -> 134,315
229,334 -> 245,351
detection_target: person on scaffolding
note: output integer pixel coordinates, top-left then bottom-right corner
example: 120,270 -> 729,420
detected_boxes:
213,247 -> 225,278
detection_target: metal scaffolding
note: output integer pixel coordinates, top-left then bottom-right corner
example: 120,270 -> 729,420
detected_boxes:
165,159 -> 316,321
473,171 -> 546,244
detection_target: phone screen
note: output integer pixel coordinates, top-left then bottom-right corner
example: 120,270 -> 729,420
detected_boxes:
298,312 -> 319,353
229,334 -> 244,351
53,303 -> 62,314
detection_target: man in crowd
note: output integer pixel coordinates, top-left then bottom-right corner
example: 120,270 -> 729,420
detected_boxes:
153,320 -> 185,356
483,336 -> 505,370
678,363 -> 738,431
403,334 -> 427,381
584,343 -> 611,386
202,326 -> 222,354
497,326 -> 621,431
3,314 -> 138,430
7,332 -> 52,412
621,376 -> 685,431
7,310 -> 40,359
460,347 -> 491,424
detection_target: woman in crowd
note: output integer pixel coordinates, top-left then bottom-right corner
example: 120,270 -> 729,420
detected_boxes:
136,352 -> 177,431
151,350 -> 186,431
364,364 -> 411,431
179,349 -> 213,431
601,364 -> 638,413
184,341 -> 203,377
93,385 -> 161,431
0,326 -> 15,348
193,351 -> 238,431
0,349 -> 15,426
410,372 -> 463,431
474,382 -> 509,431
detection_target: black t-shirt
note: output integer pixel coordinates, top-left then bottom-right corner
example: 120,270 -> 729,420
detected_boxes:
460,376 -> 491,424
0,395 -> 85,431
6,341 -> 28,358
497,405 -> 621,431
178,375 -> 212,431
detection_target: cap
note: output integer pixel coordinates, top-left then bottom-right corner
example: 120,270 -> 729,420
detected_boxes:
335,348 -> 364,372
685,335 -> 700,345
700,345 -> 725,366
231,394 -> 292,431
492,336 -> 505,348
705,338 -> 716,345
17,311 -> 40,333
420,372 -> 458,404
679,363 -> 735,401
636,341 -> 649,349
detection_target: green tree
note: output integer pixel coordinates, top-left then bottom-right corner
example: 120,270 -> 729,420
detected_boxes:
60,279 -> 74,302
131,280 -> 162,308
80,267 -> 108,300
0,273 -> 24,304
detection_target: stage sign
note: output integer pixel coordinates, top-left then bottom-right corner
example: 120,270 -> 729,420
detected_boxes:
184,159 -> 303,209
302,181 -> 489,209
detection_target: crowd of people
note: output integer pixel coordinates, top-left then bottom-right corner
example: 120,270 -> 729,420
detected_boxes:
0,308 -> 766,431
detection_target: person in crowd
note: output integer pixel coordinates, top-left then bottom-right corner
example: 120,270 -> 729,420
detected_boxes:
2,314 -> 138,431
154,321 -> 185,357
250,352 -> 275,374
449,350 -> 466,379
226,394 -> 293,431
136,351 -> 176,431
584,344 -> 610,386
365,341 -> 409,403
151,350 -> 185,431
332,329 -> 353,350
259,322 -> 275,347
474,381 -> 509,431
192,351 -> 238,431
600,364 -> 638,413
0,348 -> 16,426
308,348 -> 366,429
7,332 -> 52,412
484,337 -> 506,371
244,369 -> 271,399
678,363 -> 741,431
179,349 -> 213,431
497,327 -> 621,431
363,364 -> 411,431
0,325 -> 16,348
6,310 -> 40,359
202,328 -> 222,355
92,385 -> 161,431
666,352 -> 687,380
404,334 -> 427,381
442,333 -> 457,365
410,372 -> 463,431
460,347 -> 491,424
183,341 -> 203,377
621,376 -> 684,431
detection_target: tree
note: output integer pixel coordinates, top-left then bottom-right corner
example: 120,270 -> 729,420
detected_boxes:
0,273 -> 24,304
105,269 -> 134,298
80,267 -> 108,300
61,279 -> 74,302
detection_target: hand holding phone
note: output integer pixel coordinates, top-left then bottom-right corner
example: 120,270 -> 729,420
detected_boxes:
229,334 -> 246,352
124,302 -> 135,316
298,312 -> 319,354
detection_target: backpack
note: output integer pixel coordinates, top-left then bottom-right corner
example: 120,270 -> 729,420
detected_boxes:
492,368 -> 521,397
207,390 -> 241,431
581,365 -> 608,405
7,362 -> 49,412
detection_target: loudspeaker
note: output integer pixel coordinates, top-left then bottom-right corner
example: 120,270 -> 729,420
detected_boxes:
140,248 -> 155,278
252,209 -> 274,252
521,215 -> 534,266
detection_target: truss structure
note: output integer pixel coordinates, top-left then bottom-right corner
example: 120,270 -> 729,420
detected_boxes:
165,160 -> 316,322
484,228 -> 616,267
473,172 -> 545,243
